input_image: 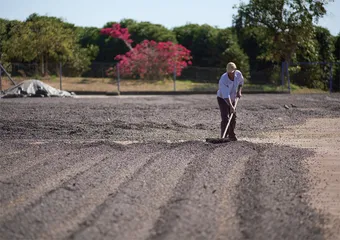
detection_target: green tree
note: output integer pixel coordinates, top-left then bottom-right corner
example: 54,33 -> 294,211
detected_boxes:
77,24 -> 129,63
314,27 -> 335,62
293,26 -> 335,89
3,14 -> 98,76
77,19 -> 177,64
0,19 -> 8,61
173,24 -> 249,72
334,33 -> 340,91
235,0 -> 332,64
216,28 -> 249,78
173,24 -> 220,67
120,19 -> 177,43
0,19 -> 22,63
335,33 -> 340,61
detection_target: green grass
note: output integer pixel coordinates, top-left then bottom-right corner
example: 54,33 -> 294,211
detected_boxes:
1,76 -> 330,94
243,83 -> 328,93
289,83 -> 327,94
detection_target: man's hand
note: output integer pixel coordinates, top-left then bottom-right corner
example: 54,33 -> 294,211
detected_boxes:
237,84 -> 243,98
230,105 -> 236,113
237,91 -> 242,98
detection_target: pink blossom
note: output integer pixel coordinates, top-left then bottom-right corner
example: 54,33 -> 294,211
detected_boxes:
101,24 -> 192,79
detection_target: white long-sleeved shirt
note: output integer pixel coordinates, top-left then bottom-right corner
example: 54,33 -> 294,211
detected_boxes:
217,70 -> 244,101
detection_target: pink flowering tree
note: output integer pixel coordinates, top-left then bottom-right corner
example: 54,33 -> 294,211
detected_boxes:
101,24 -> 192,80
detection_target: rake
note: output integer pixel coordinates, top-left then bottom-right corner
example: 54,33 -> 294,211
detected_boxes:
206,97 -> 239,144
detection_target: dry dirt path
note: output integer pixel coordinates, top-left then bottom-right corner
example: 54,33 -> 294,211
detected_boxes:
1,94 -> 340,240
243,117 -> 340,239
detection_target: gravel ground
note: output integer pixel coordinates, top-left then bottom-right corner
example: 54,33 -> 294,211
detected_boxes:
0,93 -> 340,240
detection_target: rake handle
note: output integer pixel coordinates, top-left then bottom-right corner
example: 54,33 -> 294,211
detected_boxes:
222,97 -> 239,139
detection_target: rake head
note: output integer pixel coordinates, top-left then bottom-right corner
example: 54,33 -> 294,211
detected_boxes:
205,138 -> 230,144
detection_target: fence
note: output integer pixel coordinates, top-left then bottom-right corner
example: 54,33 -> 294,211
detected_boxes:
283,61 -> 340,93
1,61 -> 339,94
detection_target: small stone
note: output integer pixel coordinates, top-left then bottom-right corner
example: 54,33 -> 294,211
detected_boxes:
284,105 -> 289,109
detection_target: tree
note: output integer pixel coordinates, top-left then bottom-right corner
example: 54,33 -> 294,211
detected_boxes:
234,24 -> 273,68
101,24 -> 192,80
173,23 -> 249,77
76,19 -> 177,64
120,19 -> 177,43
77,25 -> 128,63
173,24 -> 219,67
3,14 -> 98,76
216,28 -> 249,78
235,0 -> 333,64
314,26 -> 335,88
0,19 -> 22,63
314,27 -> 335,62
334,33 -> 340,91
293,26 -> 335,88
0,19 -> 9,61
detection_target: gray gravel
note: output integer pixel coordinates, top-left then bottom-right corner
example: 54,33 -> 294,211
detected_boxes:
0,93 -> 339,240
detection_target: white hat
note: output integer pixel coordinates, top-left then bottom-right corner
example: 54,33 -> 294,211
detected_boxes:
226,62 -> 237,73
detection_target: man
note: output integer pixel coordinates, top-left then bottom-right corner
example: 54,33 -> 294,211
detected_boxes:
216,62 -> 244,141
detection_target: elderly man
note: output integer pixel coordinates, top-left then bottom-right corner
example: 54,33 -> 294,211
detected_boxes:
216,62 -> 244,141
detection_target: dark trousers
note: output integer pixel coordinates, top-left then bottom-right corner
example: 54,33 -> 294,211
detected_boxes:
217,97 -> 236,138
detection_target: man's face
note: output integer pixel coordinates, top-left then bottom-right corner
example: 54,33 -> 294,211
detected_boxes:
227,71 -> 235,79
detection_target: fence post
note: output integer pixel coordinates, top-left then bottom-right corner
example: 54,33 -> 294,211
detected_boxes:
59,62 -> 62,90
173,65 -> 176,92
329,63 -> 333,93
117,63 -> 120,94
0,66 -> 2,92
281,62 -> 285,92
286,61 -> 291,93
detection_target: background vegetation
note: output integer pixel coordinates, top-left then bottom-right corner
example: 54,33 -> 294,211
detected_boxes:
0,0 -> 339,92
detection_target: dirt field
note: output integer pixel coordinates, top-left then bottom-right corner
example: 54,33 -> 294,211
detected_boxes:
1,93 -> 340,240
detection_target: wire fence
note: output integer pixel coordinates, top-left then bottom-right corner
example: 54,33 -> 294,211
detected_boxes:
1,61 -> 339,94
284,61 -> 340,93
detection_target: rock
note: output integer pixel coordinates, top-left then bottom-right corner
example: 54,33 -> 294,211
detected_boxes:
291,104 -> 297,108
284,105 -> 290,109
